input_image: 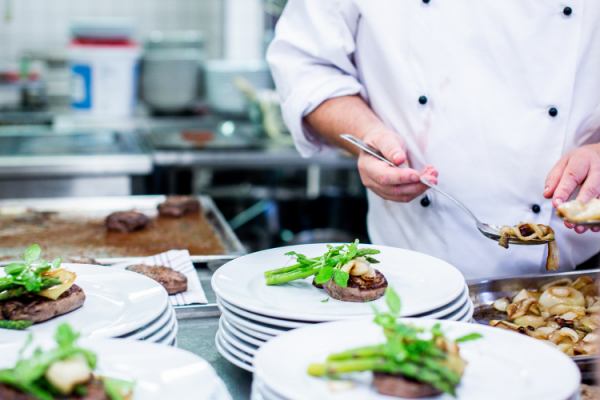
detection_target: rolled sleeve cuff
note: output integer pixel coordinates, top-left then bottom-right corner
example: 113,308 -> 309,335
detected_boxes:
282,74 -> 365,157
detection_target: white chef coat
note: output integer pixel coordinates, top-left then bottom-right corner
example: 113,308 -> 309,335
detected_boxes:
266,0 -> 600,281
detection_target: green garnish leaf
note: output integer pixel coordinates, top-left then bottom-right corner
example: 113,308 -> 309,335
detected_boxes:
55,323 -> 80,348
333,269 -> 349,288
385,286 -> 401,316
24,245 -> 41,264
455,333 -> 483,343
103,377 -> 135,400
5,263 -> 26,276
51,257 -> 62,269
314,266 -> 334,285
431,323 -> 443,338
321,298 -> 329,303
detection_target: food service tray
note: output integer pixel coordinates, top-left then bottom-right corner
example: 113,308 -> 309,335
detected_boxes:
468,269 -> 600,381
0,195 -> 245,264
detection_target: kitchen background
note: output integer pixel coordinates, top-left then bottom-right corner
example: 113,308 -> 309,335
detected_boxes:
0,0 -> 368,252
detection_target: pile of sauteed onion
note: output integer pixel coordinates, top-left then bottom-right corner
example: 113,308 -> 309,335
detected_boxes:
490,276 -> 600,356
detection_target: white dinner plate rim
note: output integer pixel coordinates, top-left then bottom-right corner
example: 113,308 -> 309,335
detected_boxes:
221,316 -> 267,347
156,320 -> 179,345
219,317 -> 258,355
412,283 -> 468,319
143,307 -> 177,342
217,329 -> 254,363
219,304 -> 290,336
223,315 -> 276,341
255,318 -> 580,400
123,303 -> 172,340
218,297 -> 313,328
215,330 -> 255,372
441,297 -> 471,321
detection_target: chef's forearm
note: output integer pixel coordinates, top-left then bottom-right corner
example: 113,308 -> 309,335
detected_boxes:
303,95 -> 389,157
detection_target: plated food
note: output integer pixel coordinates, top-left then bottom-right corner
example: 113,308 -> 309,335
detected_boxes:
307,288 -> 479,397
0,323 -> 134,400
489,276 -> 599,356
557,199 -> 600,223
498,222 -> 559,270
0,245 -> 83,330
125,265 -> 188,295
264,240 -> 388,302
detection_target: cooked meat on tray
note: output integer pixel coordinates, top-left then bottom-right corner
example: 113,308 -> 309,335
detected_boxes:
0,245 -> 84,330
158,196 -> 201,218
557,199 -> 600,222
307,287 -> 481,397
0,323 -> 134,400
489,276 -> 600,356
126,265 -> 187,295
497,222 -> 559,270
105,211 -> 151,233
265,240 -> 387,302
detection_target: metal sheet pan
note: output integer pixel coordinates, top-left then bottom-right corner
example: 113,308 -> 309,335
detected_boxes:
468,269 -> 600,381
0,195 -> 246,264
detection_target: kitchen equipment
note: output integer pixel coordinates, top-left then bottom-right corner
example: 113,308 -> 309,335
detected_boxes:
341,134 -> 553,246
68,18 -> 141,118
469,269 -> 600,381
140,31 -> 206,114
252,319 -> 581,400
205,59 -> 273,116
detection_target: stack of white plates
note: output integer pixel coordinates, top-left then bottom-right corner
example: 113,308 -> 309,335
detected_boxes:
252,318 -> 581,400
1,335 -> 232,400
0,264 -> 178,346
211,244 -> 473,372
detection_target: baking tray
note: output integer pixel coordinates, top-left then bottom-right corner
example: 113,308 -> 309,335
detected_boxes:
0,195 -> 246,264
469,269 -> 600,381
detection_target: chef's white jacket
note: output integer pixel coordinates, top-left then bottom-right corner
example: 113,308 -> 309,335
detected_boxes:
266,0 -> 600,281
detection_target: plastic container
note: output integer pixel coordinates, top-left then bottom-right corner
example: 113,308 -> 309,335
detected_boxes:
68,39 -> 141,118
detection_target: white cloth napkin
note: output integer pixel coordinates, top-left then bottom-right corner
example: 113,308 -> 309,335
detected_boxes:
111,250 -> 207,305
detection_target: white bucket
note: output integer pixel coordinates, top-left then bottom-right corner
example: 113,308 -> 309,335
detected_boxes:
69,42 -> 141,118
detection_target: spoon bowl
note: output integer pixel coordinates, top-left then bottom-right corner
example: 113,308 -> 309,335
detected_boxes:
340,134 -> 553,246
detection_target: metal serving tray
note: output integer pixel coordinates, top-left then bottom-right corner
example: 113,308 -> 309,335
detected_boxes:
469,269 -> 600,381
0,195 -> 245,264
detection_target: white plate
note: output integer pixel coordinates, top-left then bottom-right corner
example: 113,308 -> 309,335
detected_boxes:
254,319 -> 580,400
0,264 -> 169,340
253,377 -> 283,400
156,320 -> 179,345
212,244 -> 465,321
412,284 -> 468,319
221,316 -> 267,347
220,316 -> 259,355
123,303 -> 172,340
440,297 -> 471,322
0,336 -> 219,400
215,329 -> 255,372
223,314 -> 277,341
219,304 -> 290,336
218,297 -> 313,329
144,307 -> 177,342
217,329 -> 254,364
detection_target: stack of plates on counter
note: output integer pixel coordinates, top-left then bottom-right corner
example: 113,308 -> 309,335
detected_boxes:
0,264 -> 178,346
1,335 -> 232,400
251,319 -> 581,400
212,244 -> 473,372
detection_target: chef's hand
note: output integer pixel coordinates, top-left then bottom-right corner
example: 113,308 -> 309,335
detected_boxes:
357,130 -> 438,202
544,143 -> 600,234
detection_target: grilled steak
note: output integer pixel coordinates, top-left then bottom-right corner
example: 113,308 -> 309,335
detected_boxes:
126,265 -> 187,295
0,379 -> 109,400
323,269 -> 388,302
105,212 -> 150,233
373,372 -> 441,398
312,277 -> 324,289
0,285 -> 85,323
157,196 -> 201,218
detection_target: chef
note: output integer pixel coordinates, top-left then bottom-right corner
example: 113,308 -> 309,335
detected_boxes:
266,0 -> 600,281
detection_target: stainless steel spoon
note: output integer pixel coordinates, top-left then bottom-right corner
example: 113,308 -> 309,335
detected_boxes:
340,134 -> 552,245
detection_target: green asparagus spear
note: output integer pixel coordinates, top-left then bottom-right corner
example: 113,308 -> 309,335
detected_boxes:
0,320 -> 34,330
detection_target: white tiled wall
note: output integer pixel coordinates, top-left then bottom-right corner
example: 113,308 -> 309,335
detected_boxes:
0,0 -> 223,66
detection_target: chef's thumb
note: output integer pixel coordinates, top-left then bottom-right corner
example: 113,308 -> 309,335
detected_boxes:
377,134 -> 408,167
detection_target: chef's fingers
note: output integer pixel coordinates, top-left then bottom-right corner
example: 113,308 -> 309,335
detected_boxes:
359,156 -> 421,186
552,156 -> 591,207
591,226 -> 600,233
575,163 -> 600,205
564,221 -> 575,229
372,132 -> 409,167
575,225 -> 589,234
544,155 -> 568,200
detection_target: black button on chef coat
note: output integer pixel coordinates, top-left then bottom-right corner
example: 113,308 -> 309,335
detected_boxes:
419,96 -> 428,105
549,108 -> 558,117
532,204 -> 541,213
563,7 -> 572,16
420,196 -> 430,207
